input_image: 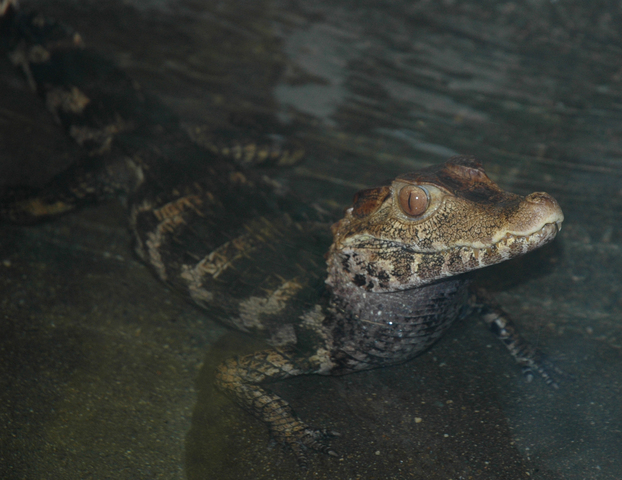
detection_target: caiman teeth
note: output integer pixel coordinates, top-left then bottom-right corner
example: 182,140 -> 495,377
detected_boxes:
449,221 -> 560,258
500,221 -> 560,244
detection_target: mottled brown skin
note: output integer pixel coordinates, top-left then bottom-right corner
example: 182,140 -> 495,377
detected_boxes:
1,2 -> 566,466
211,158 -> 563,461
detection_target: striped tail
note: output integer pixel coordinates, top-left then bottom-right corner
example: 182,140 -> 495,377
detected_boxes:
0,1 -> 169,222
0,1 -> 304,223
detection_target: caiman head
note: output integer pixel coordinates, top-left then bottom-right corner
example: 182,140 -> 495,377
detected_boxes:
327,156 -> 564,293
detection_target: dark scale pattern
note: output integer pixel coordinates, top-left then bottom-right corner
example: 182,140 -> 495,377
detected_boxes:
417,252 -> 446,280
327,277 -> 470,372
391,255 -> 412,283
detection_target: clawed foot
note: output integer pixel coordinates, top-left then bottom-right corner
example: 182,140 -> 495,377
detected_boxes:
271,421 -> 341,468
472,287 -> 574,390
519,349 -> 574,389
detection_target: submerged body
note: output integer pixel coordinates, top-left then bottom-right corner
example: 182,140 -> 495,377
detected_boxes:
1,2 -> 565,463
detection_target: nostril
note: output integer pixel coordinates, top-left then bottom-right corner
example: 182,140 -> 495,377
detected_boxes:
525,192 -> 555,206
523,192 -> 564,224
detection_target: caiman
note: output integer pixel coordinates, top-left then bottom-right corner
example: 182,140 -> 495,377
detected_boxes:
0,1 -> 566,464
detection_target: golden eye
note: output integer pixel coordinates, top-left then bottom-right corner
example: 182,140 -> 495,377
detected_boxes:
398,185 -> 428,217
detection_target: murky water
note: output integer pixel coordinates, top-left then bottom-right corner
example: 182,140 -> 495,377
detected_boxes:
1,0 -> 621,478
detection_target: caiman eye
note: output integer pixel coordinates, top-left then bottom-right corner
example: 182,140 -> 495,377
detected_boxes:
398,185 -> 429,217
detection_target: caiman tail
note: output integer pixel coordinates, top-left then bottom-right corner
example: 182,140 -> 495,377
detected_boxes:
0,0 -> 170,223
0,0 -> 305,224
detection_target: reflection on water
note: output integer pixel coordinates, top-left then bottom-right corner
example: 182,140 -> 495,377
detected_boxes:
1,0 -> 621,479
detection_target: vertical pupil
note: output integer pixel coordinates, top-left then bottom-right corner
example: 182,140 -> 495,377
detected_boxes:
409,193 -> 418,210
399,185 -> 427,216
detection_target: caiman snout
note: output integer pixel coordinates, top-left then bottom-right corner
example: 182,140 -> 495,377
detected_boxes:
525,191 -> 563,225
508,191 -> 564,238
525,191 -> 560,209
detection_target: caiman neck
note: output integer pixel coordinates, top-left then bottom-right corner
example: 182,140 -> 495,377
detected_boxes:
324,249 -> 471,373
325,246 -> 471,301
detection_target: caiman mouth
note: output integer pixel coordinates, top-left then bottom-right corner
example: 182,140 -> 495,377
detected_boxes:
492,219 -> 562,248
334,220 -> 564,293
370,219 -> 562,254
450,220 -> 562,266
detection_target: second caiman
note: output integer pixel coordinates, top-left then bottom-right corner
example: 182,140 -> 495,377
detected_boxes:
0,1 -> 565,464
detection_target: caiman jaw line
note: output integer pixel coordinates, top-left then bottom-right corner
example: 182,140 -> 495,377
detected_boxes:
420,221 -> 560,261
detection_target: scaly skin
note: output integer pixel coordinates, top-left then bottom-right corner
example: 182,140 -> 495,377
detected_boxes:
211,158 -> 563,462
1,1 -> 566,466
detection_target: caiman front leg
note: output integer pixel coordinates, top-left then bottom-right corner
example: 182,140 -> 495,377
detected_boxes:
469,286 -> 571,388
215,347 -> 339,465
